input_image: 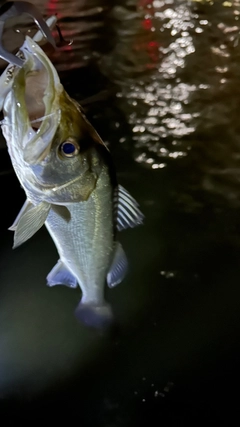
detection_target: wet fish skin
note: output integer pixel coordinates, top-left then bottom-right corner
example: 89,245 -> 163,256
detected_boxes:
45,162 -> 115,328
0,34 -> 144,328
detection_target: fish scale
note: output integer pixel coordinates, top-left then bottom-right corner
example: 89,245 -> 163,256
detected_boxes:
45,166 -> 114,305
0,29 -> 144,328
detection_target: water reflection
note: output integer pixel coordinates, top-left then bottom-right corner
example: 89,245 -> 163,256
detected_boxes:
99,0 -> 240,212
100,0 -> 200,169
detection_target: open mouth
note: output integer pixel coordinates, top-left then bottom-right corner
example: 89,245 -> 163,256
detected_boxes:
12,36 -> 62,164
24,65 -> 49,131
0,5 -> 62,165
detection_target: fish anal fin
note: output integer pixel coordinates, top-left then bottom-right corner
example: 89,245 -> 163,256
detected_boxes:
107,242 -> 128,288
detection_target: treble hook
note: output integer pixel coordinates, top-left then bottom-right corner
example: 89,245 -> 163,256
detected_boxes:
55,24 -> 73,48
0,1 -> 57,67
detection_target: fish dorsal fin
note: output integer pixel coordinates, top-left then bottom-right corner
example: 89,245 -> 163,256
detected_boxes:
114,185 -> 144,231
75,101 -> 110,151
46,260 -> 78,288
9,201 -> 51,248
107,242 -> 128,288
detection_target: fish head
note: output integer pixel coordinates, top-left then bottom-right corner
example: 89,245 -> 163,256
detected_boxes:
1,36 -> 111,203
29,89 -> 110,203
1,36 -> 60,160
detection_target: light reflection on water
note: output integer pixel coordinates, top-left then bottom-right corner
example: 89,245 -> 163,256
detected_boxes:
100,1 -> 204,169
100,1 -> 198,168
100,0 -> 240,177
1,0 -> 240,177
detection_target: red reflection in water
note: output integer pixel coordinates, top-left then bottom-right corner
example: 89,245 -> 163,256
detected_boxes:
142,18 -> 152,31
139,0 -> 154,6
147,40 -> 159,63
47,0 -> 62,18
134,0 -> 160,70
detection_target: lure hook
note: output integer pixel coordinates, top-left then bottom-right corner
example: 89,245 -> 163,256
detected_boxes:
0,1 -> 57,67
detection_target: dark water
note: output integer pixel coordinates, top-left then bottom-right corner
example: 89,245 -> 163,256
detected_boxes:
1,0 -> 240,424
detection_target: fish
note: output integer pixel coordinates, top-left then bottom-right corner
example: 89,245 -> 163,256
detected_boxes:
0,20 -> 144,328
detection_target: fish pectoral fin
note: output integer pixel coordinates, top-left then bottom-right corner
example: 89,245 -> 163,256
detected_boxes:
12,201 -> 51,248
8,199 -> 32,231
107,242 -> 128,288
51,205 -> 71,222
46,260 -> 78,288
114,185 -> 145,232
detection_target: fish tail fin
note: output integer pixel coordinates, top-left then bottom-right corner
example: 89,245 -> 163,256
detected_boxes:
75,299 -> 114,329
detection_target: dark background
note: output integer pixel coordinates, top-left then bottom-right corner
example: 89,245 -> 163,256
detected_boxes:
1,0 -> 240,425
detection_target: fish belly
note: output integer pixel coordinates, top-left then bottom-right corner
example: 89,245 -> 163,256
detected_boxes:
45,186 -> 114,305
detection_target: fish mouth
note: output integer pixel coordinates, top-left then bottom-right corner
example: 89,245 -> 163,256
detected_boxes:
11,35 -> 62,164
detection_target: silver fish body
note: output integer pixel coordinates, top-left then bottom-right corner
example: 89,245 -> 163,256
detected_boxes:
0,32 -> 144,328
45,165 -> 115,326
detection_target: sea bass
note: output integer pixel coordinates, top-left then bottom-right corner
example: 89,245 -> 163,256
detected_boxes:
0,31 -> 144,327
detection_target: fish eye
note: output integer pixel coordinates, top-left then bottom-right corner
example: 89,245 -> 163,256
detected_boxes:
60,138 -> 79,157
